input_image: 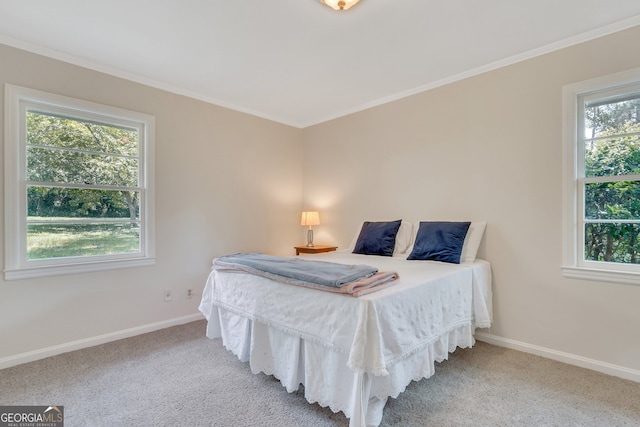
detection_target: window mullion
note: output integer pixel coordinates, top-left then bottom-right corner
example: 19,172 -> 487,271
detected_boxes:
27,143 -> 139,160
584,129 -> 640,142
582,174 -> 640,184
26,180 -> 142,193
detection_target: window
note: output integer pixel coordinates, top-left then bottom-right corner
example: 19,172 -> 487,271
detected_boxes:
563,69 -> 640,285
4,84 -> 155,280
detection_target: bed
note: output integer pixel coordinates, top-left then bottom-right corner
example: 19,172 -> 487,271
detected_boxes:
198,220 -> 492,426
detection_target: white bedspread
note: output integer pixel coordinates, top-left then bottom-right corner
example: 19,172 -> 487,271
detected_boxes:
200,252 -> 491,375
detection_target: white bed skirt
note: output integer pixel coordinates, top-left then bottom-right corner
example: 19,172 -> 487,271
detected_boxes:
207,305 -> 476,427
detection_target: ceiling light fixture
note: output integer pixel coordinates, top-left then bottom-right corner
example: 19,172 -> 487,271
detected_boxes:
321,0 -> 361,11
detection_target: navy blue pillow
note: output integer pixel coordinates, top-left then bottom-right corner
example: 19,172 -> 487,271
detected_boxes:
407,221 -> 471,264
352,220 -> 402,257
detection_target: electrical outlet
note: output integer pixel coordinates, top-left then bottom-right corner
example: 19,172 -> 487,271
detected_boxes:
186,289 -> 193,299
164,290 -> 172,302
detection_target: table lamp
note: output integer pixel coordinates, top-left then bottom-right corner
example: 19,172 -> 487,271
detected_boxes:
300,211 -> 320,247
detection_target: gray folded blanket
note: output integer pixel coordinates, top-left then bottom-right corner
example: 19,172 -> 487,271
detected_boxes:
214,253 -> 398,297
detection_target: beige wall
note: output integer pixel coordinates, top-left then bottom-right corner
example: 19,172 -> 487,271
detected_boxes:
301,26 -> 640,374
0,44 -> 302,363
2,24 -> 640,378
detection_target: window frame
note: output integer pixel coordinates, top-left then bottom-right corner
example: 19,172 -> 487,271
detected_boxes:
4,84 -> 155,280
562,68 -> 640,286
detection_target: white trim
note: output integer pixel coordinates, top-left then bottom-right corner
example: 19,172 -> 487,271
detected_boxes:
4,257 -> 156,280
475,332 -> 640,383
562,83 -> 579,269
0,313 -> 203,370
4,84 -> 156,280
562,266 -> 640,286
3,16 -> 640,129
305,15 -> 640,127
0,34 -> 295,128
562,68 -> 640,283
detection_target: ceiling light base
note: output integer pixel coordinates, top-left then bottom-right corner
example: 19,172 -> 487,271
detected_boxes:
321,0 -> 361,11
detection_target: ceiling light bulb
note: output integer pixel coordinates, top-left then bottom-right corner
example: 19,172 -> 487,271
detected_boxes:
321,0 -> 361,11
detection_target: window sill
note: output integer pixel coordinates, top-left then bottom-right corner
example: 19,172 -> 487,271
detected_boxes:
4,257 -> 156,280
562,266 -> 640,286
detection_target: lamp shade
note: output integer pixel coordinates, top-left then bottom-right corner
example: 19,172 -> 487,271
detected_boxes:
321,0 -> 361,11
301,211 -> 320,226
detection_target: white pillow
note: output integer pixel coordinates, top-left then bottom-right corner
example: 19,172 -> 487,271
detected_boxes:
460,222 -> 486,263
406,221 -> 486,263
393,221 -> 413,255
347,220 -> 413,255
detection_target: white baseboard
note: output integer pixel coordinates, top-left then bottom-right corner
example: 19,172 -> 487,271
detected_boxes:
0,313 -> 204,370
475,332 -> 640,383
4,318 -> 638,384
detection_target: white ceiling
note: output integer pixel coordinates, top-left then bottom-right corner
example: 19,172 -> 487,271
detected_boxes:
2,1 -> 640,128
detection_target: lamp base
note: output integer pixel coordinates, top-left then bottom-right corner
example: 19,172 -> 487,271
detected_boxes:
306,228 -> 314,247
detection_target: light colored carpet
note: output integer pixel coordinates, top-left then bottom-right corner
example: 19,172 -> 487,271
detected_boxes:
1,320 -> 639,426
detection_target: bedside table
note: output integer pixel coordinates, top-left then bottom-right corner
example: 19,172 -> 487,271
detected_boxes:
294,245 -> 338,256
